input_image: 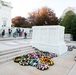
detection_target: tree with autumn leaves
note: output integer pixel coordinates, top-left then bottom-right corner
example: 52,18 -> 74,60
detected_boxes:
12,6 -> 58,28
28,6 -> 58,26
12,16 -> 31,28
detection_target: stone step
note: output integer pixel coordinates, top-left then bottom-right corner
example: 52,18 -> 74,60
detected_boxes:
0,48 -> 34,60
0,46 -> 32,56
0,46 -> 35,64
0,50 -> 34,64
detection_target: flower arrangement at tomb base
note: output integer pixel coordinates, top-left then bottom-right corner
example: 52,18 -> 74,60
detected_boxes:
13,49 -> 58,71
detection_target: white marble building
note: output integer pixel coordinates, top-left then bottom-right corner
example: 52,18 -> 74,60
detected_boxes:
0,0 -> 12,33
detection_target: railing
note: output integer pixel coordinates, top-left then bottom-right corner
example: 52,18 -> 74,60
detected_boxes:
0,32 -> 32,39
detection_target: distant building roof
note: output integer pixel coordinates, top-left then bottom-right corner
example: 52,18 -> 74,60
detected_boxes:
0,0 -> 12,8
61,7 -> 76,18
63,7 -> 76,14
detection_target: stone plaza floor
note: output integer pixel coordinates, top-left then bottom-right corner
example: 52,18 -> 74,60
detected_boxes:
0,38 -> 31,51
0,49 -> 76,75
0,38 -> 76,75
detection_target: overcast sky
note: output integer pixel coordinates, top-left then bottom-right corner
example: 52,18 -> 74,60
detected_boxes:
3,0 -> 76,18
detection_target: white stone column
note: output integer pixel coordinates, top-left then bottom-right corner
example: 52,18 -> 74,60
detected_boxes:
31,25 -> 67,55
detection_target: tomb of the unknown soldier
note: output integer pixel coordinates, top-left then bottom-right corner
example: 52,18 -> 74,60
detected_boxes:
31,25 -> 67,55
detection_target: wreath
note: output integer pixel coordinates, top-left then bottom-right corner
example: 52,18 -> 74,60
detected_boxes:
14,56 -> 24,63
37,62 -> 49,70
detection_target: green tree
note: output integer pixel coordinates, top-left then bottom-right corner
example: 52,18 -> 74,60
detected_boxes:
60,10 -> 76,40
71,15 -> 76,40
